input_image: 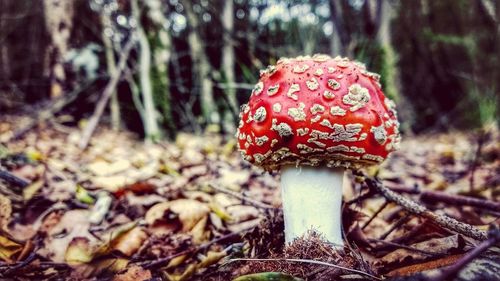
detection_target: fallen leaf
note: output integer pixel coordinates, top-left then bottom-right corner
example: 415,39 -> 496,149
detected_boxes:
76,185 -> 95,204
376,234 -> 463,269
87,159 -> 131,176
146,199 -> 210,232
65,237 -> 94,264
39,209 -> 94,262
197,250 -> 227,268
227,205 -> 260,223
111,227 -> 148,256
23,179 -> 44,201
0,235 -> 22,262
113,265 -> 152,281
387,254 -> 463,277
166,263 -> 197,281
0,194 -> 12,231
92,175 -> 132,191
89,191 -> 113,224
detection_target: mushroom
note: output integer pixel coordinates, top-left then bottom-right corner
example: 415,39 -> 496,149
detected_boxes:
236,55 -> 401,248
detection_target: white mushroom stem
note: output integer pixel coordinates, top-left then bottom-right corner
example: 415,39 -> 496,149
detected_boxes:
280,165 -> 344,247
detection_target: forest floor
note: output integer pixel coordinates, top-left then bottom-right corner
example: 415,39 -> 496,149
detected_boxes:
0,115 -> 498,281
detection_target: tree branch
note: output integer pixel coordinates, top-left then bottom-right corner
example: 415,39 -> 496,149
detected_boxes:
78,36 -> 136,150
356,172 -> 488,241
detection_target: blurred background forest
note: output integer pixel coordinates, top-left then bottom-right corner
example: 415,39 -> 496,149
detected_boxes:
0,0 -> 498,140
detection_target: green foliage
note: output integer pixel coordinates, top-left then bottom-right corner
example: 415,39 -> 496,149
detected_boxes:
355,42 -> 399,101
149,32 -> 175,137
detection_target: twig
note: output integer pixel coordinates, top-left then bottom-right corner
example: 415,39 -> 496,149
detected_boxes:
469,131 -> 486,192
208,183 -> 276,210
427,229 -> 500,281
225,258 -> 381,280
390,185 -> 500,212
11,79 -> 95,140
362,201 -> 389,230
0,167 -> 29,188
357,173 -> 488,241
78,36 -> 136,150
379,214 -> 412,240
367,238 -> 437,256
136,223 -> 255,269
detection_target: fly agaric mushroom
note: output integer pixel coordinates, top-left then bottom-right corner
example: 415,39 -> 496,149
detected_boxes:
236,54 -> 400,247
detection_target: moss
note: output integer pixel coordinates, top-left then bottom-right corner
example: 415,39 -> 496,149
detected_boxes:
148,32 -> 176,138
356,42 -> 399,102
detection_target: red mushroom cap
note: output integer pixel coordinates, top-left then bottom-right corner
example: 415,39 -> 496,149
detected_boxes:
236,54 -> 401,171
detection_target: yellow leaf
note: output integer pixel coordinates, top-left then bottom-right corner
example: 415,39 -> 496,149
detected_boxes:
76,185 -> 95,205
65,237 -> 94,264
0,194 -> 12,231
209,201 -> 233,222
197,250 -> 226,268
0,236 -> 22,262
23,180 -> 44,201
166,263 -> 197,281
166,254 -> 188,269
190,216 -> 208,244
25,147 -> 43,162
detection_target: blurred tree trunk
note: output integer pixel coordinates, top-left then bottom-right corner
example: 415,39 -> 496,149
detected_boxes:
181,0 -> 219,124
375,0 -> 398,100
329,0 -> 350,56
222,0 -> 237,117
43,0 -> 74,98
375,0 -> 414,131
144,0 -> 176,135
131,0 -> 161,141
100,13 -> 121,130
0,3 -> 9,81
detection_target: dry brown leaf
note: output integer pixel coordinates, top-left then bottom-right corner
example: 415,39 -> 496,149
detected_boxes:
39,209 -> 94,262
22,179 -> 44,201
112,227 -> 148,256
92,175 -> 132,191
0,194 -> 12,231
87,159 -> 131,176
0,235 -> 22,262
65,237 -> 94,264
145,199 -> 210,232
375,234 -> 463,269
386,253 -> 463,277
113,265 -> 152,281
226,205 -> 260,223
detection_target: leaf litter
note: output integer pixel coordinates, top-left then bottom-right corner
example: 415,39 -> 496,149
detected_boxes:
0,116 -> 498,280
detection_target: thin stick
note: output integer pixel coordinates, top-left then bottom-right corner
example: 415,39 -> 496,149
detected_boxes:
208,183 -> 276,210
469,131 -> 486,192
0,168 -> 29,188
378,214 -> 412,240
11,79 -> 95,140
390,186 -> 500,212
427,230 -> 500,281
359,174 -> 488,241
226,258 -> 381,280
367,238 -> 437,256
362,201 -> 389,230
136,223 -> 255,269
78,37 -> 136,150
